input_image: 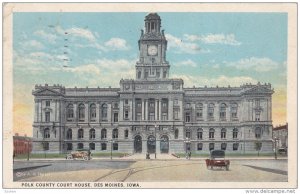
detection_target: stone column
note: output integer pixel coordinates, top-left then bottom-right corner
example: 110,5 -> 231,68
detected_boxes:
159,99 -> 162,120
214,103 -> 219,121
168,99 -> 173,121
132,98 -> 135,121
107,103 -> 112,123
145,99 -> 148,121
120,99 -> 124,122
226,103 -> 230,121
34,100 -> 39,122
74,103 -> 78,122
156,99 -> 159,120
96,103 -> 100,123
40,100 -> 43,122
203,103 -> 207,122
178,99 -> 183,121
85,102 -> 89,123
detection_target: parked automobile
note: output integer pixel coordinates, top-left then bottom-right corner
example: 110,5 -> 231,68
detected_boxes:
66,149 -> 91,160
278,148 -> 287,155
205,150 -> 230,170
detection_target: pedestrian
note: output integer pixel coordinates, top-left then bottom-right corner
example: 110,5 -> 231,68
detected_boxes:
188,151 -> 192,160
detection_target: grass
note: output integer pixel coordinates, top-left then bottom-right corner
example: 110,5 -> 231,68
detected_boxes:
14,152 -> 130,159
174,152 -> 278,158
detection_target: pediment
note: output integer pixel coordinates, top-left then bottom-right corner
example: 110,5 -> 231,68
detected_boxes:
243,86 -> 274,95
33,88 -> 62,96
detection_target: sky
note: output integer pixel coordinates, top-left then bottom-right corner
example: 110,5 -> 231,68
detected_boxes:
13,12 -> 287,136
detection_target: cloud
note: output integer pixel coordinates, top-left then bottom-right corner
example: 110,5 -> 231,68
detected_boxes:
60,64 -> 101,76
165,34 -> 209,54
22,40 -> 44,49
34,30 -> 57,44
174,59 -> 197,67
104,38 -> 130,50
184,33 -> 241,46
225,57 -> 280,72
171,74 -> 257,87
55,26 -> 96,42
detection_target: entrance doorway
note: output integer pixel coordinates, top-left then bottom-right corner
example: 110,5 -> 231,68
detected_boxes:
134,135 -> 142,153
147,135 -> 156,153
160,135 -> 169,153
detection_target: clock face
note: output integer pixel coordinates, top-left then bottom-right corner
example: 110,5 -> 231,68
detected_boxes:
148,45 -> 158,56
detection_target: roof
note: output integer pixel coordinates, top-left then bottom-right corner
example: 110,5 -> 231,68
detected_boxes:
145,13 -> 161,20
273,123 -> 288,131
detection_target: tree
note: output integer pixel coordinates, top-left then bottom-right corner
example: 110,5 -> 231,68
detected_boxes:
254,141 -> 262,156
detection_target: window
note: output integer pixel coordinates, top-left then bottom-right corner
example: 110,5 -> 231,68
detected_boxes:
174,99 -> 178,105
138,71 -> 141,79
220,103 -> 226,119
233,128 -> 238,139
43,142 -> 49,150
186,131 -> 191,138
185,103 -> 191,108
101,104 -> 108,120
124,110 -> 129,120
197,128 -> 203,140
66,104 -> 74,120
125,99 -> 129,105
78,129 -> 84,139
221,143 -> 227,150
196,112 -> 202,118
208,103 -> 214,118
44,128 -> 50,139
255,127 -> 262,138
78,104 -> 85,121
113,143 -> 118,151
163,71 -> 167,78
209,128 -> 215,139
255,111 -> 260,121
197,143 -> 203,151
136,113 -> 142,121
67,143 -> 73,151
255,99 -> 260,107
162,102 -> 167,108
233,143 -> 239,151
145,71 -> 148,78
185,112 -> 191,122
90,104 -> 96,121
66,129 -> 72,140
77,143 -> 83,149
174,110 -> 179,120
46,100 -> 50,107
175,129 -> 179,139
162,113 -> 167,121
149,113 -> 155,121
101,143 -> 107,150
137,102 -> 142,108
209,143 -> 214,151
54,130 -> 56,138
45,112 -> 50,122
124,130 -> 129,139
221,128 -> 226,139
101,129 -> 107,139
150,102 -> 155,107
231,103 -> 238,118
89,143 -> 95,150
89,129 -> 95,139
112,129 -> 118,139
114,113 -> 118,122
156,70 -> 160,78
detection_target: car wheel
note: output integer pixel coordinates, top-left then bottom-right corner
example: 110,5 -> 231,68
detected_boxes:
83,156 -> 88,160
66,155 -> 72,160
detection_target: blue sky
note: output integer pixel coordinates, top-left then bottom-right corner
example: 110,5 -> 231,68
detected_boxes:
13,12 -> 287,134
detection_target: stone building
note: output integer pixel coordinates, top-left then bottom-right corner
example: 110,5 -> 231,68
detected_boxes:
13,133 -> 32,155
32,13 -> 274,154
273,123 -> 288,149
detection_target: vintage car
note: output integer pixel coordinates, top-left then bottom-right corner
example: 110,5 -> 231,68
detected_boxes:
66,149 -> 91,160
205,150 -> 230,170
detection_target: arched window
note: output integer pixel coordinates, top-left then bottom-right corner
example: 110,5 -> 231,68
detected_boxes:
101,129 -> 107,139
101,104 -> 108,120
124,129 -> 129,139
208,103 -> 214,118
197,128 -> 203,140
174,129 -> 179,139
231,103 -> 238,118
89,143 -> 95,150
78,129 -> 84,139
233,128 -> 238,139
90,104 -> 96,121
112,128 -> 118,139
78,103 -> 85,121
66,128 -> 72,140
220,103 -> 226,119
221,128 -> 226,139
209,128 -> 215,139
197,143 -> 203,150
185,130 -> 191,138
66,143 -> 73,151
255,127 -> 262,138
44,128 -> 50,139
77,143 -> 83,149
89,128 -> 95,139
66,104 -> 74,120
101,143 -> 107,150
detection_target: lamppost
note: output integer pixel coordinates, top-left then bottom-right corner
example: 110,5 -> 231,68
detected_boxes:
184,138 -> 191,157
26,138 -> 30,161
109,139 -> 115,160
273,137 -> 279,160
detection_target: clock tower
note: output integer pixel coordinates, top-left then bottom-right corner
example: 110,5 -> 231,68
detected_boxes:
136,13 -> 170,80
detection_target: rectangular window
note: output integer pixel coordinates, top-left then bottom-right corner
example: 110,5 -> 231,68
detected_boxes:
124,110 -> 129,120
255,112 -> 260,121
186,131 -> 191,138
125,130 -> 129,139
174,110 -> 179,120
221,143 -> 227,150
149,113 -> 155,121
174,99 -> 178,105
196,112 -> 202,118
125,99 -> 129,105
113,143 -> 118,151
43,142 -> 49,150
197,132 -> 203,140
136,113 -> 142,121
162,113 -> 167,121
209,143 -> 214,151
162,102 -> 167,107
233,143 -> 239,151
185,112 -> 190,122
150,102 -> 155,107
255,99 -> 260,107
46,101 -> 50,107
137,102 -> 142,108
101,143 -> 107,150
45,112 -> 50,122
197,143 -> 203,151
114,113 -> 118,122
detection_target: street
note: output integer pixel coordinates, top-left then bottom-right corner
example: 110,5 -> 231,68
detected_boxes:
14,158 -> 287,182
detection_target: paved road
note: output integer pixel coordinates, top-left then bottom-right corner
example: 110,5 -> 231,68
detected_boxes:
14,158 -> 287,182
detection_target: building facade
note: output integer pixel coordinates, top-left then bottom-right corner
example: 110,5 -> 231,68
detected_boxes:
32,13 -> 274,154
13,133 -> 32,155
273,123 -> 288,149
